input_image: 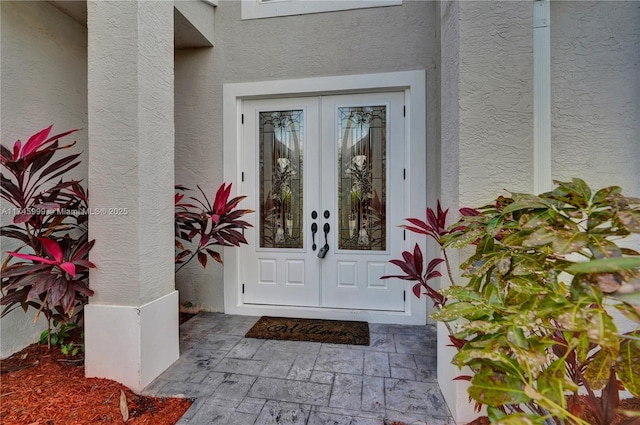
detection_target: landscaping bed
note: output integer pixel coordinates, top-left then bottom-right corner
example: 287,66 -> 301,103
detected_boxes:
0,329 -> 192,425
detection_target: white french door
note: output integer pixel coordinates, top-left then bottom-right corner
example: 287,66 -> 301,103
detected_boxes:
241,92 -> 405,312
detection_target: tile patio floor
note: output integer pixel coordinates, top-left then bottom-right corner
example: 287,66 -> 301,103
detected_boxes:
142,313 -> 453,425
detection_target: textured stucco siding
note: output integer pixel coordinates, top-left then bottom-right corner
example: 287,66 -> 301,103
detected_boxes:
438,2 -> 533,421
551,1 -> 640,196
0,1 -> 88,358
88,1 -> 175,307
458,1 -> 534,206
175,0 -> 439,312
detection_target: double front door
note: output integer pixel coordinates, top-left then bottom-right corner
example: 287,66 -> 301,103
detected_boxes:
240,92 -> 405,311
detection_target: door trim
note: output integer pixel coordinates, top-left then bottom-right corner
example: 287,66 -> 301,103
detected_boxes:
223,70 -> 427,325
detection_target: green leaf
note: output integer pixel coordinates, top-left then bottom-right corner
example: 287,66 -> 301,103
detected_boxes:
501,195 -> 551,214
519,210 -> 553,230
468,368 -> 530,407
494,413 -> 546,425
430,302 -> 479,322
584,348 -> 616,390
592,186 -> 622,205
575,332 -> 591,363
537,359 -> 575,405
507,327 -> 529,349
566,257 -> 640,274
588,238 -> 622,259
617,210 -> 640,233
449,228 -> 485,249
522,227 -> 555,247
618,337 -> 640,397
496,255 -> 511,275
552,231 -> 589,255
440,286 -> 482,302
586,310 -> 619,348
462,256 -> 495,278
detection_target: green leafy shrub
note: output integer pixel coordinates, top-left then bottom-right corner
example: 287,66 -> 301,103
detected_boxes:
385,179 -> 640,424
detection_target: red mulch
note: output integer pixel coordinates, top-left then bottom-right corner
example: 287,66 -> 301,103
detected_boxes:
0,328 -> 192,425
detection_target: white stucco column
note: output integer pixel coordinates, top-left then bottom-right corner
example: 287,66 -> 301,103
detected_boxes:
85,1 -> 178,392
439,1 -> 534,422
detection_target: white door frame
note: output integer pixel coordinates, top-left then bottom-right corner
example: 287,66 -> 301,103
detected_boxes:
223,70 -> 427,325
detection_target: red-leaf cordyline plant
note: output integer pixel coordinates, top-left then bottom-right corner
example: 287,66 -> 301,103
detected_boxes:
1,126 -> 95,348
175,182 -> 253,273
384,179 -> 640,425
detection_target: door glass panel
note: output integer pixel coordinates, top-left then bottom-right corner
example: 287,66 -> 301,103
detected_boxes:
259,110 -> 304,248
337,106 -> 386,251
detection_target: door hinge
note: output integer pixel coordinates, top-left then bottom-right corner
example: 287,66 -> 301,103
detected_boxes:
403,290 -> 406,302
403,169 -> 406,180
242,284 -> 245,294
241,114 -> 244,124
403,106 -> 406,117
241,171 -> 245,182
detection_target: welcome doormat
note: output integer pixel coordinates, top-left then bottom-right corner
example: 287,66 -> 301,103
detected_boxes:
245,316 -> 370,345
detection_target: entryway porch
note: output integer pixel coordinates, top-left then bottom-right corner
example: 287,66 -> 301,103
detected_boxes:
143,313 -> 453,425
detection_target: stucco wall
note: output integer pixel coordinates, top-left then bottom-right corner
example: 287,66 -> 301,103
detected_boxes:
458,2 -> 534,206
439,1 -> 534,422
438,1 -> 638,422
551,1 -> 640,197
174,0 -> 439,312
0,1 -> 88,358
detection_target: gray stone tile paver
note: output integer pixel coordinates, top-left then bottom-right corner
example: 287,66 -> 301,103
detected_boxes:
236,397 -> 267,415
260,351 -> 297,377
351,333 -> 395,352
213,357 -> 266,375
361,376 -> 385,413
287,353 -> 317,380
329,373 -> 362,409
315,345 -> 364,374
308,411 -> 381,425
255,400 -> 311,425
141,313 -> 452,425
385,379 -> 450,418
364,351 -> 391,377
389,353 -> 417,369
210,373 -> 256,406
249,376 -> 332,406
310,370 -> 334,384
227,338 -> 265,359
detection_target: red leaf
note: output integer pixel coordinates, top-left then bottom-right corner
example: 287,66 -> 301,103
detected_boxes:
206,249 -> 223,264
459,207 -> 479,217
13,214 -> 32,224
426,208 -> 438,230
13,140 -> 22,160
426,258 -> 445,273
413,243 -> 424,277
412,283 -> 422,299
197,251 -> 207,268
40,238 -> 64,263
7,251 -> 57,265
59,262 -> 77,277
21,125 -> 53,158
405,218 -> 431,232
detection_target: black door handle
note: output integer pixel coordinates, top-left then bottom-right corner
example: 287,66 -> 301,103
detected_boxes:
318,223 -> 330,258
311,223 -> 318,251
